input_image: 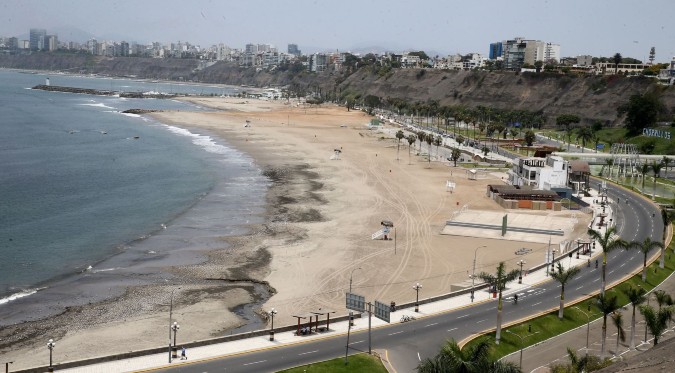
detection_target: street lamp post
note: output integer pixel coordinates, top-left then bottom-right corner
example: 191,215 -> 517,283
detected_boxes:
471,245 -> 487,302
413,283 -> 422,312
171,321 -> 180,358
517,260 -> 526,284
551,249 -> 557,272
269,308 -> 278,341
168,286 -> 180,363
2,361 -> 13,373
574,305 -> 593,358
46,339 -> 55,372
349,267 -> 362,293
505,329 -> 539,369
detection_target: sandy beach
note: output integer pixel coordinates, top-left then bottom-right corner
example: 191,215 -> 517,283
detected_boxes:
1,97 -> 590,369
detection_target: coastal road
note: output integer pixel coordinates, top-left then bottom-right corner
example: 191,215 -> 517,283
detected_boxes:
157,181 -> 662,373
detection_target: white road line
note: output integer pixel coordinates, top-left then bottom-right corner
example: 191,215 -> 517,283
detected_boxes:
448,327 -> 458,332
425,322 -> 438,327
592,278 -> 599,283
349,340 -> 364,345
533,302 -> 542,306
418,352 -> 421,361
575,286 -> 583,291
298,350 -> 318,356
476,319 -> 487,323
243,360 -> 267,366
457,314 -> 469,319
388,331 -> 404,336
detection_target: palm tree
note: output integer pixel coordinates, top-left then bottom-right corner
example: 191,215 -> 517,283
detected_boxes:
612,53 -> 622,74
639,304 -> 674,345
610,311 -> 626,356
622,285 -> 647,349
651,161 -> 664,199
588,227 -> 630,296
652,290 -> 672,311
450,148 -> 461,167
395,130 -> 405,160
593,134 -> 601,153
434,135 -> 443,160
478,262 -> 521,345
596,294 -> 619,358
576,127 -> 594,153
565,126 -> 574,151
663,156 -> 672,177
550,262 -> 581,319
407,134 -> 417,165
417,131 -> 426,153
425,134 -> 433,166
661,208 -> 673,268
628,237 -> 664,282
604,158 -> 615,179
417,338 -> 521,373
638,163 -> 651,190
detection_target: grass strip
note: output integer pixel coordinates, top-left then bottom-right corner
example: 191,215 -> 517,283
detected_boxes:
276,353 -> 388,373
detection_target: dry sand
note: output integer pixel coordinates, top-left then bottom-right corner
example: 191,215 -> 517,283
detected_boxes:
2,97 -> 591,368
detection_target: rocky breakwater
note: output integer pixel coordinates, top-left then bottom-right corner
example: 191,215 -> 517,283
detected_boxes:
32,85 -> 178,99
121,109 -> 163,114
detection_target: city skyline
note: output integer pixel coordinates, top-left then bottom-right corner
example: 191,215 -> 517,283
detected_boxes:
1,0 -> 675,61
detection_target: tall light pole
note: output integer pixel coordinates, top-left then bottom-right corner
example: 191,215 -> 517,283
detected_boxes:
506,329 -> 539,369
269,308 -> 278,341
517,260 -> 526,284
471,245 -> 487,302
171,321 -> 180,358
413,283 -> 422,312
46,339 -> 55,372
349,267 -> 362,293
551,248 -> 557,272
574,305 -> 593,358
2,361 -> 13,373
168,286 -> 180,363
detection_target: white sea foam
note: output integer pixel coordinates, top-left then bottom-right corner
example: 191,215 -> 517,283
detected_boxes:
80,102 -> 117,110
121,113 -> 141,118
0,288 -> 43,305
163,125 -> 231,155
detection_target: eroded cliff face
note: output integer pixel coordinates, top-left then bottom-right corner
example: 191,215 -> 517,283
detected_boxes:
2,54 -> 672,126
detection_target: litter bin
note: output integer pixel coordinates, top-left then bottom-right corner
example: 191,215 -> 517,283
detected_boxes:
172,346 -> 178,359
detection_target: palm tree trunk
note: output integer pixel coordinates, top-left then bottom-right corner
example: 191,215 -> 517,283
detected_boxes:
661,224 -> 667,269
601,257 -> 607,297
643,253 -> 648,282
558,288 -> 565,319
630,306 -> 636,349
616,326 -> 620,356
601,318 -> 607,357
496,293 -> 503,344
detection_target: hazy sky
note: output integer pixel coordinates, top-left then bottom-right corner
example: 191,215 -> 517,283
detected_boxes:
2,0 -> 674,61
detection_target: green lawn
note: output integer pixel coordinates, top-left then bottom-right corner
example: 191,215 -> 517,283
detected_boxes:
463,238 -> 675,360
277,353 -> 388,373
540,127 -> 675,155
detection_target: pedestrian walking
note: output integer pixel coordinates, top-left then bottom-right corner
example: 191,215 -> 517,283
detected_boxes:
181,346 -> 187,360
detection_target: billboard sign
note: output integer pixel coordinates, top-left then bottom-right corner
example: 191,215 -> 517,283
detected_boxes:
346,292 -> 366,313
374,300 -> 391,323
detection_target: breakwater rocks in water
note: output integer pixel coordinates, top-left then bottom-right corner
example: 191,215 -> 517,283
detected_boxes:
121,109 -> 163,114
32,85 -> 177,99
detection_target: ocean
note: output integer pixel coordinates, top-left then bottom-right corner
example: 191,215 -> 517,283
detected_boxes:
0,70 -> 268,323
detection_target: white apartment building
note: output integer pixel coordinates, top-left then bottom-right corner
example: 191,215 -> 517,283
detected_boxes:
463,53 -> 486,69
401,53 -> 421,68
509,156 -> 569,191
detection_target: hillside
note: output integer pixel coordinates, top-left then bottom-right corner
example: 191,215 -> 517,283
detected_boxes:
1,54 -> 673,127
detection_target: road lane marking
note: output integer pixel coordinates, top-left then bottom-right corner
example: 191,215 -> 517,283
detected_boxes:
425,322 -> 438,327
457,314 -> 469,319
349,340 -> 364,345
476,319 -> 487,323
575,286 -> 583,291
298,350 -> 318,356
418,352 -> 421,361
388,331 -> 404,336
533,302 -> 542,306
243,360 -> 267,366
448,327 -> 458,332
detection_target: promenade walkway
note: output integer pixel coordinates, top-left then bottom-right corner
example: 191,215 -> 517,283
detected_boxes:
50,191 -> 617,373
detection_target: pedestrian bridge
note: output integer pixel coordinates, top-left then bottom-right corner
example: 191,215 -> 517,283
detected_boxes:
551,152 -> 665,165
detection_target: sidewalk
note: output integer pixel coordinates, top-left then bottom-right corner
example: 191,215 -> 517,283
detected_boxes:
56,191 -> 612,372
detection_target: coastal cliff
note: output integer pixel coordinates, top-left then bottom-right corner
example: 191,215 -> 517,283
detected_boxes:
2,54 -> 673,126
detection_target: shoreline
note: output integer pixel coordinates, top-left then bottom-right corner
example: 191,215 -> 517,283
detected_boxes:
1,95 -> 591,369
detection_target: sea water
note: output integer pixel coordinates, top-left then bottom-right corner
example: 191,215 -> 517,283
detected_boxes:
0,70 -> 267,320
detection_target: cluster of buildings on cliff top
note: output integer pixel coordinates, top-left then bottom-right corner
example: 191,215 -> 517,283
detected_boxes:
1,29 -> 674,83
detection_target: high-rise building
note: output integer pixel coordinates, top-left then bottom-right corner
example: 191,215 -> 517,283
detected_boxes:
245,43 -> 257,54
489,42 -> 502,60
120,41 -> 130,57
29,28 -> 46,51
45,35 -> 58,51
496,37 -> 561,69
288,43 -> 301,56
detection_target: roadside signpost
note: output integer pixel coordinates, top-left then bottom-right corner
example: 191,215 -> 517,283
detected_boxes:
344,293 -> 390,364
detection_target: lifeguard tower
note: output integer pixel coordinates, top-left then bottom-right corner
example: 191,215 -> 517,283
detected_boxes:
372,220 -> 393,240
330,148 -> 342,160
